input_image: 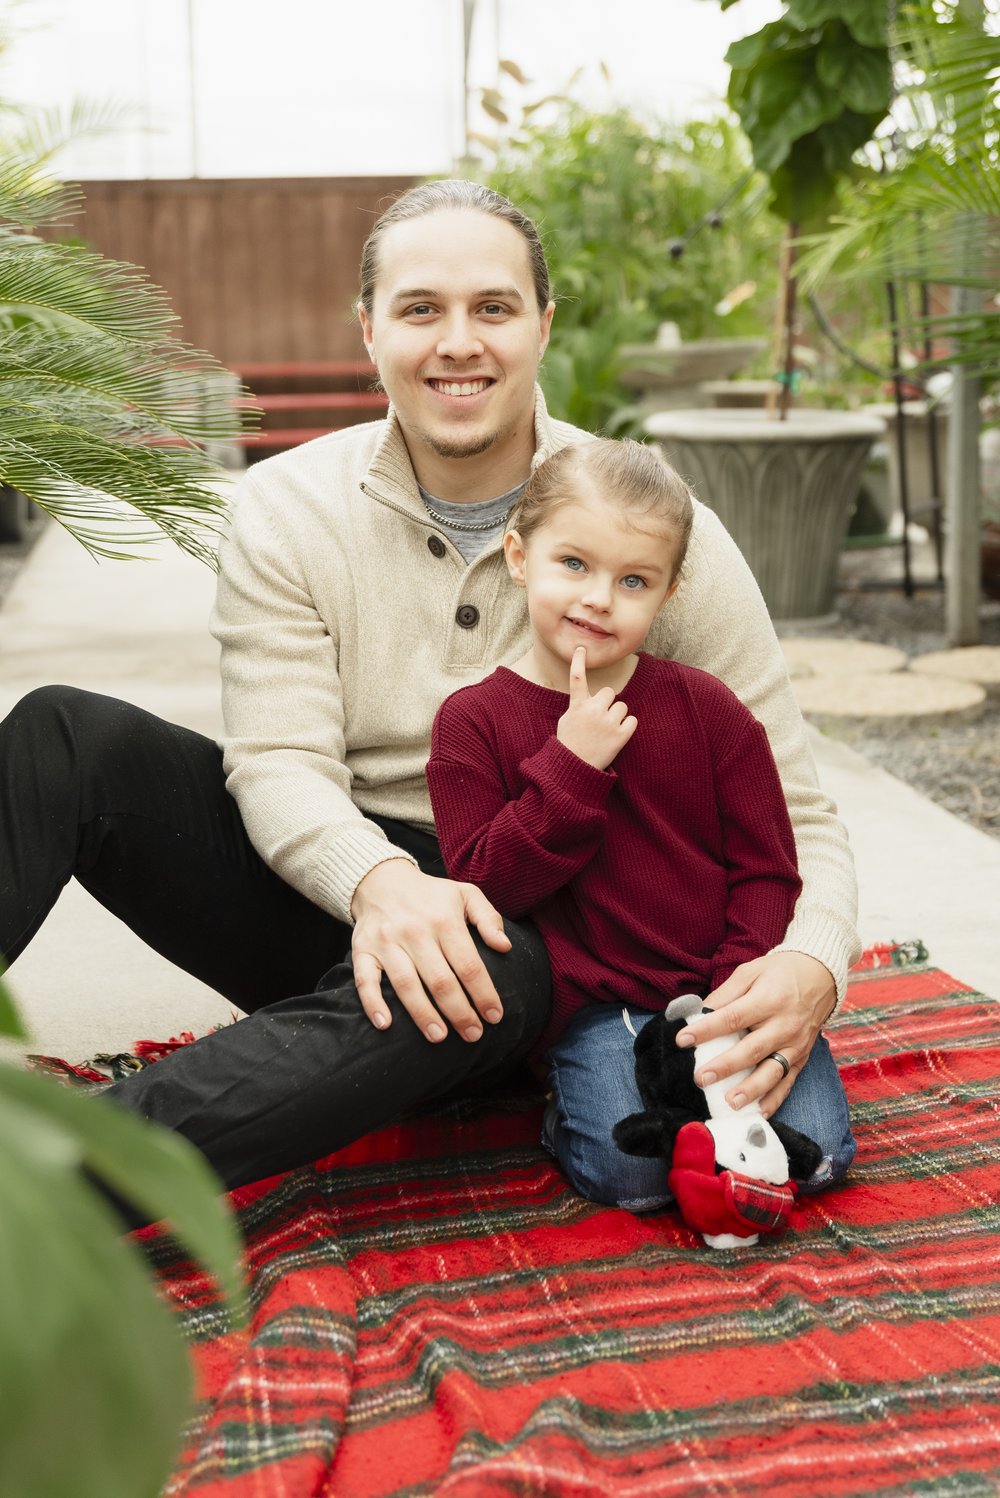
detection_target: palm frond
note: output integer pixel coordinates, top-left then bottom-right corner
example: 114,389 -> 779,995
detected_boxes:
0,328 -> 248,440
0,415 -> 229,567
0,148 -> 255,563
11,97 -> 138,172
0,158 -> 80,231
800,189 -> 1000,288
0,240 -> 181,342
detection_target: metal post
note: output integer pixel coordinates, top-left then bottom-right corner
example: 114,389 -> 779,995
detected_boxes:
920,280 -> 945,581
944,0 -> 986,642
886,279 -> 913,596
945,276 -> 982,645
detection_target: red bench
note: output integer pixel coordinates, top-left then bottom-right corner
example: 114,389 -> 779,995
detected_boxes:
230,361 -> 388,455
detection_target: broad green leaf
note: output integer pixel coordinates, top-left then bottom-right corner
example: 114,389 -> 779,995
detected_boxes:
769,154 -> 832,226
814,31 -> 852,92
816,110 -> 885,179
839,0 -> 890,49
737,63 -> 842,176
793,0 -> 890,49
726,19 -> 802,73
837,47 -> 892,115
0,1084 -> 194,1498
815,33 -> 890,115
0,970 -> 26,1040
0,1065 -> 247,1317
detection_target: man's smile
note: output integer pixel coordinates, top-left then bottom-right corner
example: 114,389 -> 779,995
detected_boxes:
426,378 -> 494,397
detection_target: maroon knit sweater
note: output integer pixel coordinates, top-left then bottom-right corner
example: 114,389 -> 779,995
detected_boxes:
427,653 -> 802,1048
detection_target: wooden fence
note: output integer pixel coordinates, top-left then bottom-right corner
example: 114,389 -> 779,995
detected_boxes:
70,176 -> 417,367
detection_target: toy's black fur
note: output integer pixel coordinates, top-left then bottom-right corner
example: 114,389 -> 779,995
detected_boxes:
612,1009 -> 824,1180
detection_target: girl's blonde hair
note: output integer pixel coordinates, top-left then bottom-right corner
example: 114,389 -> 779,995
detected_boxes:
512,439 -> 694,579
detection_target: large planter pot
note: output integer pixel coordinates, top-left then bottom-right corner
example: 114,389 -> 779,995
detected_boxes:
0,485 -> 30,544
618,334 -> 766,414
645,407 -> 886,622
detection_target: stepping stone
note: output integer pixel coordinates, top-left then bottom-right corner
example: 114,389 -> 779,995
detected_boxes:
780,638 -> 908,678
909,645 -> 1000,697
792,671 -> 986,722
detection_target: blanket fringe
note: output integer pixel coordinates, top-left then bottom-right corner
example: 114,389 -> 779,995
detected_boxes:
853,940 -> 929,972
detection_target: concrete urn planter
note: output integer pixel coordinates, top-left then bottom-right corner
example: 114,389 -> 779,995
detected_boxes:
646,407 -> 886,622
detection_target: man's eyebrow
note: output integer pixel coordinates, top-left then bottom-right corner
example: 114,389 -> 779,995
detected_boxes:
387,285 -> 526,308
478,286 -> 526,304
388,289 -> 437,307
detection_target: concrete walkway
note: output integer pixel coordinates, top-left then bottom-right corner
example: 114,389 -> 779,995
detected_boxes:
2,516 -> 997,1060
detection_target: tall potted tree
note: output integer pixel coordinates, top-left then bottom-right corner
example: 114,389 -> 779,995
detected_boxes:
647,0 -> 893,621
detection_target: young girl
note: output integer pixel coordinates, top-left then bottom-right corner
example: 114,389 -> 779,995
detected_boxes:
427,438 -> 854,1212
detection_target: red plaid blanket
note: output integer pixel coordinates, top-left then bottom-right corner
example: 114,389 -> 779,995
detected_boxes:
70,946 -> 1000,1494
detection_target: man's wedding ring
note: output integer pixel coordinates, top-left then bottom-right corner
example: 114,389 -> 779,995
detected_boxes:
769,1051 -> 790,1080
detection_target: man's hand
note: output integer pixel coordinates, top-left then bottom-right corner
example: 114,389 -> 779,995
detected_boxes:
674,951 -> 838,1114
350,859 -> 512,1042
557,646 -> 637,770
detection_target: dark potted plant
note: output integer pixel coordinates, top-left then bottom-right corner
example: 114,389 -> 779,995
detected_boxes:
647,0 -> 893,621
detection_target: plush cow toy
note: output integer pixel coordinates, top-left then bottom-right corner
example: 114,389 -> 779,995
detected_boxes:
613,995 -> 823,1248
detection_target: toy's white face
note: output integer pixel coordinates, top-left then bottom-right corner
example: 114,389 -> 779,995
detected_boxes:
706,1116 -> 790,1185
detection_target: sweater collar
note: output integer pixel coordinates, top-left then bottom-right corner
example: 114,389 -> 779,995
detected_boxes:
363,384 -> 560,520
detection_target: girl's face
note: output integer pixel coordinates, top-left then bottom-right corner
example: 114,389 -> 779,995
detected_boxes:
504,483 -> 681,686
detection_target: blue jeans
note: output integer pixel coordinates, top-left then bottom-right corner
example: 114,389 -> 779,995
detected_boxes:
542,1002 -> 856,1213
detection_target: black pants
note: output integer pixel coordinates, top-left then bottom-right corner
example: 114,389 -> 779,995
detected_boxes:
0,686 -> 551,1198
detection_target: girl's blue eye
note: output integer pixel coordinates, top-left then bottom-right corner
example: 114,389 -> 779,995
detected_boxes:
622,575 -> 646,590
563,557 -> 585,572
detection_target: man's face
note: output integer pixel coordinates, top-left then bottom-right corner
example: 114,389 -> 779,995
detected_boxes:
359,209 -> 554,485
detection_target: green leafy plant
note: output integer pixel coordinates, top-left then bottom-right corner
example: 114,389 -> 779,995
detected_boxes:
705,0 -> 893,414
0,973 -> 246,1498
475,95 -> 781,431
0,152 -> 250,564
796,0 -> 999,387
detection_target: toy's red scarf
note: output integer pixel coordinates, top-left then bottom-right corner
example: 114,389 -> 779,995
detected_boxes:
668,1120 -> 797,1240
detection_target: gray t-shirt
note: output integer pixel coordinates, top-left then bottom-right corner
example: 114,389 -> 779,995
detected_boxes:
418,481 -> 526,564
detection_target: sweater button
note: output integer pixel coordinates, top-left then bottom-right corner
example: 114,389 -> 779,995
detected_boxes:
455,603 -> 480,629
427,534 -> 446,558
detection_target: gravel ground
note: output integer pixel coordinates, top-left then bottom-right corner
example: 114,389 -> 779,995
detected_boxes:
1,516 -> 998,842
779,539 -> 1000,843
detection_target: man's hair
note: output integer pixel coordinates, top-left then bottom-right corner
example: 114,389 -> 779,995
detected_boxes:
513,439 -> 694,579
358,180 -> 551,316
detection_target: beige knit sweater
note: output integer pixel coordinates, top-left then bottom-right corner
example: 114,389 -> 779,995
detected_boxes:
212,390 -> 860,998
